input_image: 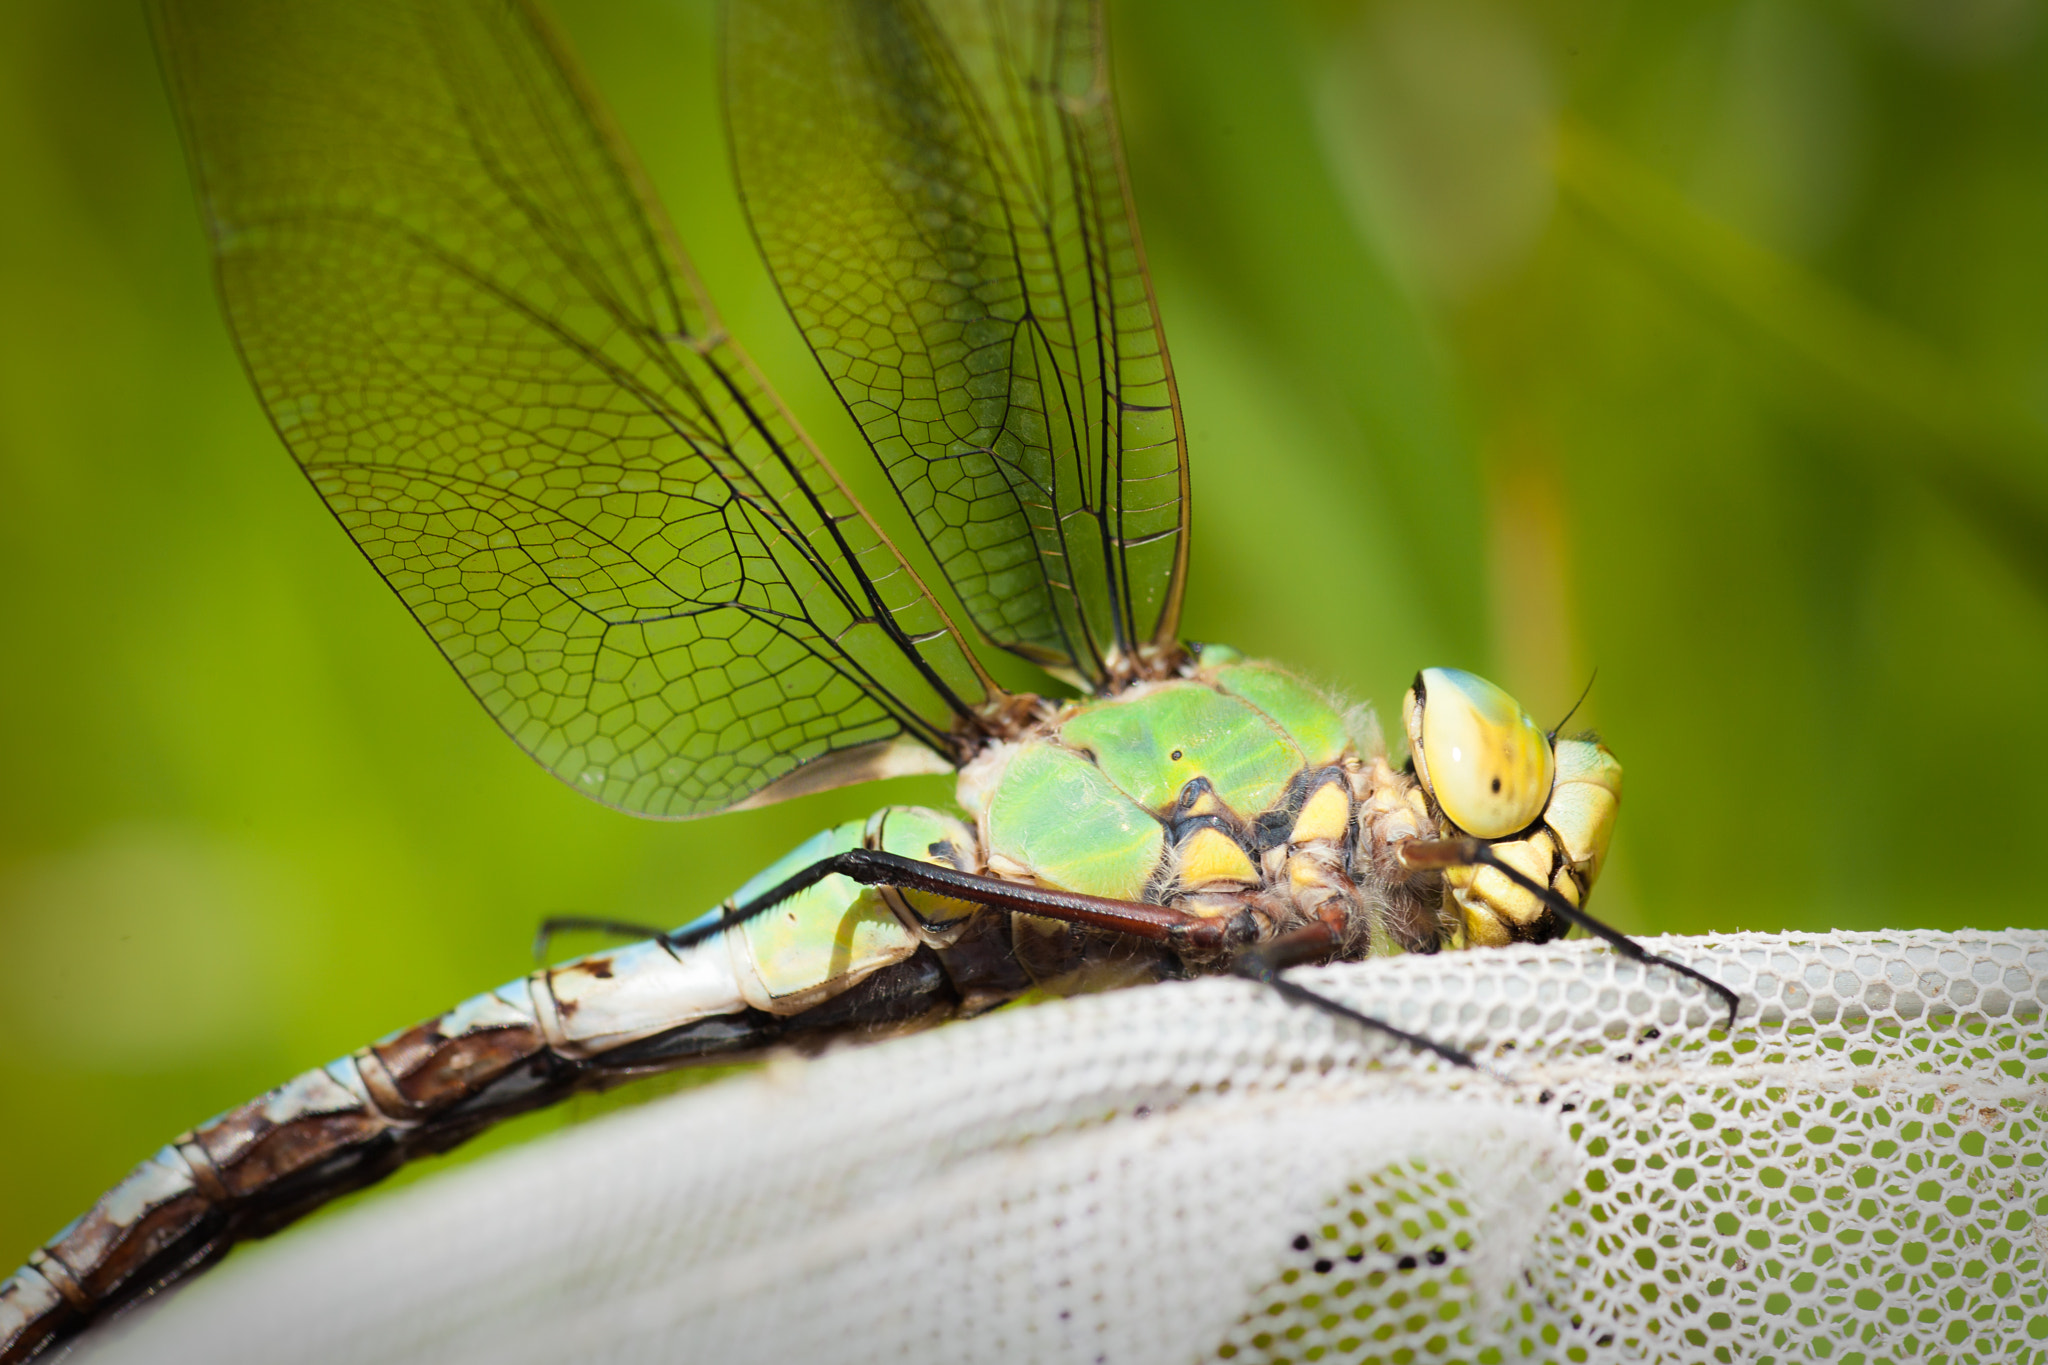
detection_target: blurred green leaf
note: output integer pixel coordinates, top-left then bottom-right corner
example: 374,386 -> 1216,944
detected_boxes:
1557,114 -> 2048,591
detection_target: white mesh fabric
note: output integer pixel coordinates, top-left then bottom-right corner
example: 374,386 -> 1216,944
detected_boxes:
77,930 -> 2048,1364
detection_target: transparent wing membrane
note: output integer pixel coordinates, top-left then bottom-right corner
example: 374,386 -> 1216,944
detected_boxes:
153,0 -> 997,817
727,0 -> 1191,687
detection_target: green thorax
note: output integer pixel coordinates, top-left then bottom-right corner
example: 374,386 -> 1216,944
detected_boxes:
971,659 -> 1362,902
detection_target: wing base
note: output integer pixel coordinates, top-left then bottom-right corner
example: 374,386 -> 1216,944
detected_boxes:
732,738 -> 957,811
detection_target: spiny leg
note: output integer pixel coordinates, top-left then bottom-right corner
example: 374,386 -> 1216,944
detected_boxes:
637,848 -> 1477,1066
1401,837 -> 1742,1028
532,916 -> 672,960
659,848 -> 1225,952
1230,923 -> 1476,1069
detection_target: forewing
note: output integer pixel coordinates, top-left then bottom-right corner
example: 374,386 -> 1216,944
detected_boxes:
152,0 -> 997,818
727,0 -> 1191,687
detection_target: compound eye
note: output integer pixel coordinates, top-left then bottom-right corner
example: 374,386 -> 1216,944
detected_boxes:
1410,668 -> 1554,839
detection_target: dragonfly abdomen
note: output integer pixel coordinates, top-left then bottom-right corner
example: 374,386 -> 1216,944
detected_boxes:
0,810 -> 992,1363
1,991 -> 565,1360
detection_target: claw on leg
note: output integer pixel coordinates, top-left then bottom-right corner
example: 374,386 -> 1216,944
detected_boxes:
1230,923 -> 1477,1069
1400,838 -> 1742,1029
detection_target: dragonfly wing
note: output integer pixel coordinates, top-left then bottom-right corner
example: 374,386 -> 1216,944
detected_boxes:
152,0 -> 999,817
727,0 -> 1191,689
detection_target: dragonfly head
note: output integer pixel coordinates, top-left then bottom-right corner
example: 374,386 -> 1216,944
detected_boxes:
1403,668 -> 1623,946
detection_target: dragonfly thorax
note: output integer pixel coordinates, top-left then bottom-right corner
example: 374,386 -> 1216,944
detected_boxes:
954,658 -> 1621,965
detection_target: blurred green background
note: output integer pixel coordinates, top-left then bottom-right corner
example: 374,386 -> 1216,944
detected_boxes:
4,0 -> 2047,1263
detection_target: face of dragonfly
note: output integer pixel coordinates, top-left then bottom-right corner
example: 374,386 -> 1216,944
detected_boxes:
1404,668 -> 1621,947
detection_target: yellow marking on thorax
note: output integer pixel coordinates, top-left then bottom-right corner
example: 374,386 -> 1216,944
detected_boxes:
1284,852 -> 1327,891
1176,825 -> 1258,888
1289,778 -> 1352,845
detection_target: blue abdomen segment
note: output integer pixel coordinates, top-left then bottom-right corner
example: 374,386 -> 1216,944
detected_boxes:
671,806 -> 980,1015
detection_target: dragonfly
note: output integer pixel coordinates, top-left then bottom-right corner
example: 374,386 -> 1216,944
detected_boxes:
0,0 -> 1736,1359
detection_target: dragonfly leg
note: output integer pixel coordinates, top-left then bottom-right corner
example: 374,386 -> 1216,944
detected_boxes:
1401,838 -> 1741,1028
663,850 -> 1475,1068
1228,923 -> 1477,1069
662,848 -> 1244,957
531,916 -> 671,962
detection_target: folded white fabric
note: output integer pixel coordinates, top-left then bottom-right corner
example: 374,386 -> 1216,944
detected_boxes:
78,930 -> 2048,1364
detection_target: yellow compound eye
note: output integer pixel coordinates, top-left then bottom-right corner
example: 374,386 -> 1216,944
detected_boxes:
1405,668 -> 1554,839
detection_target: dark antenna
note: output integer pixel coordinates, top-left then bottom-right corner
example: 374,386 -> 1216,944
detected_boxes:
1547,668 -> 1598,742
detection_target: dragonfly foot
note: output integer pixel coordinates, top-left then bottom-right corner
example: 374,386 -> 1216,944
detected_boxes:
1401,838 -> 1741,1030
1231,926 -> 1476,1070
